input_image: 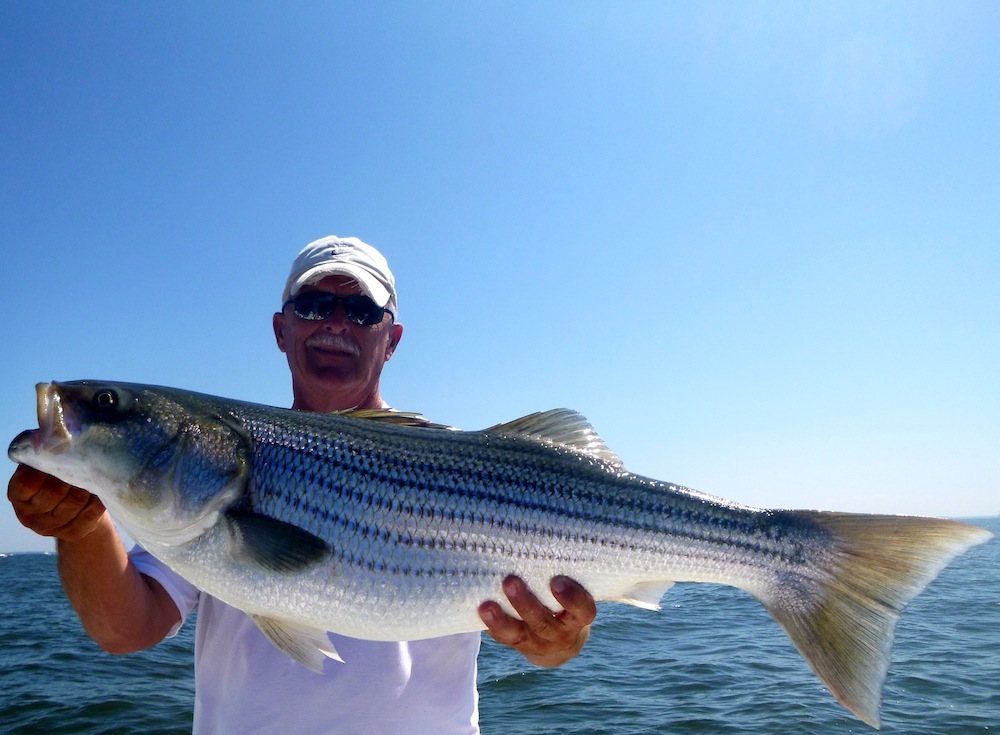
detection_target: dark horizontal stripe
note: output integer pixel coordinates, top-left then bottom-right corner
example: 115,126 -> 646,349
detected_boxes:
245,421 -> 813,567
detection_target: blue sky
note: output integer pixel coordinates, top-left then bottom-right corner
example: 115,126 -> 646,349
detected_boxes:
2,2 -> 997,552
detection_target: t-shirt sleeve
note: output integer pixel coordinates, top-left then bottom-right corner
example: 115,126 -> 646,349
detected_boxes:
128,545 -> 201,638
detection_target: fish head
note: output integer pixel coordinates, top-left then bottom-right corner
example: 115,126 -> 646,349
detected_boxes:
8,381 -> 250,546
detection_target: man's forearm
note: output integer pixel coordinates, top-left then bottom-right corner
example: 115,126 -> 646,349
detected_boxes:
57,515 -> 180,654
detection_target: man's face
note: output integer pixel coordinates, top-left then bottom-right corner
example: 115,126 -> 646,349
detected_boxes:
272,275 -> 402,412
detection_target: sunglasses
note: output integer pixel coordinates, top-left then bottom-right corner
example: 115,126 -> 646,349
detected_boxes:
283,292 -> 393,326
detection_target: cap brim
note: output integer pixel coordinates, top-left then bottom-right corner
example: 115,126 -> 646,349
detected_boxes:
285,264 -> 392,308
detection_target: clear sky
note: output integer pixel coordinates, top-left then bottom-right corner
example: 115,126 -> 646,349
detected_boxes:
2,2 -> 997,552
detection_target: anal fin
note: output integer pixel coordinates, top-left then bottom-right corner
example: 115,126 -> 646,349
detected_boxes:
612,580 -> 675,610
250,614 -> 343,672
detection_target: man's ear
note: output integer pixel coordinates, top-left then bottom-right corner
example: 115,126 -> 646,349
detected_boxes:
273,312 -> 287,353
384,323 -> 403,361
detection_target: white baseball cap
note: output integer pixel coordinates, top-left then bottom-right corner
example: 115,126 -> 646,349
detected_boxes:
282,235 -> 397,313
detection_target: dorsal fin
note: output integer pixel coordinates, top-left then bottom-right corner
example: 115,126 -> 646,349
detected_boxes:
483,409 -> 623,468
336,409 -> 456,431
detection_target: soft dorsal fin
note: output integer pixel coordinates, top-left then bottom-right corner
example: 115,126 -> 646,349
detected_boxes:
483,409 -> 623,468
336,409 -> 456,431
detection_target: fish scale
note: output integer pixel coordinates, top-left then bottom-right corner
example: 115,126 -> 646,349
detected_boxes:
8,380 -> 992,729
235,405 -> 831,621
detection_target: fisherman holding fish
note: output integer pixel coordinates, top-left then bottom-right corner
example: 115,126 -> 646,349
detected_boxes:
10,235 -> 994,731
7,236 -> 597,734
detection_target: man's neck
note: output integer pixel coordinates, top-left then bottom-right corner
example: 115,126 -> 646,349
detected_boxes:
291,384 -> 385,413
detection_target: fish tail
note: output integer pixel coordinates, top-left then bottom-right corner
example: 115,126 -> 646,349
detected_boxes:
757,511 -> 992,729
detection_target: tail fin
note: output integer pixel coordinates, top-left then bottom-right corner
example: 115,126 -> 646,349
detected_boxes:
759,512 -> 991,729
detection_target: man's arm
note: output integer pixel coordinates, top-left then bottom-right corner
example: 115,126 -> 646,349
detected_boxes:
8,465 -> 181,653
479,575 -> 596,668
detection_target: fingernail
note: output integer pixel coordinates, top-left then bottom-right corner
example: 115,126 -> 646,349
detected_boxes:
503,576 -> 521,599
552,576 -> 567,595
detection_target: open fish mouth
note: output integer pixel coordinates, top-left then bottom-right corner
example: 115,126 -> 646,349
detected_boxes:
33,382 -> 73,454
6,383 -> 71,462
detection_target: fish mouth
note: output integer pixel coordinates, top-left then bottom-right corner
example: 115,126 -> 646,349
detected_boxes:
34,382 -> 73,454
7,383 -> 72,463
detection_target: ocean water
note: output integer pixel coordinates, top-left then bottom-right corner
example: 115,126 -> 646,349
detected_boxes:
1,518 -> 996,734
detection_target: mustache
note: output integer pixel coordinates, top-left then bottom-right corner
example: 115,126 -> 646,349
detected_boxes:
305,333 -> 361,356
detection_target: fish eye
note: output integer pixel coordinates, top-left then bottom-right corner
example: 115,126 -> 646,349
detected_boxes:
93,389 -> 119,411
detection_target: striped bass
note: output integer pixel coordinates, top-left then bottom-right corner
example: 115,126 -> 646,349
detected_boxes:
8,380 -> 992,729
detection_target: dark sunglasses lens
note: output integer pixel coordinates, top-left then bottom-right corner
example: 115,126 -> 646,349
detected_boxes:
342,296 -> 384,325
293,295 -> 334,320
291,294 -> 383,325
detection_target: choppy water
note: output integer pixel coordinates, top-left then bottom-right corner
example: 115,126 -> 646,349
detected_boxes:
1,518 -> 996,734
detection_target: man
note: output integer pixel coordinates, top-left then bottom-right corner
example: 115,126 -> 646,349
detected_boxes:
7,235 -> 596,734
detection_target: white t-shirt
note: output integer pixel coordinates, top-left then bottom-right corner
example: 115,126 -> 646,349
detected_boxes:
131,548 -> 482,735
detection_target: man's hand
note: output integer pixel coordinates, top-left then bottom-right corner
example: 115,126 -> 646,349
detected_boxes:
9,464 -> 181,653
478,575 -> 596,668
7,464 -> 107,541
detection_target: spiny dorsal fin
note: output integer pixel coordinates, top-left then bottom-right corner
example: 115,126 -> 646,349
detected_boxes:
336,409 -> 456,431
484,409 -> 623,468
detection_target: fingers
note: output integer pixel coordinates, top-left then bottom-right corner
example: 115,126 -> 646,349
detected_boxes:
479,575 -> 596,668
7,465 -> 106,540
503,576 -> 593,641
550,575 -> 598,628
478,597 -> 528,647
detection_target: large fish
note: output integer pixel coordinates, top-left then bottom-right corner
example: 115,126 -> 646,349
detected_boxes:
8,381 -> 992,728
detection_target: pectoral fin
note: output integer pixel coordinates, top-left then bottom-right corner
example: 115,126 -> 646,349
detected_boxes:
225,510 -> 330,573
251,614 -> 343,672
